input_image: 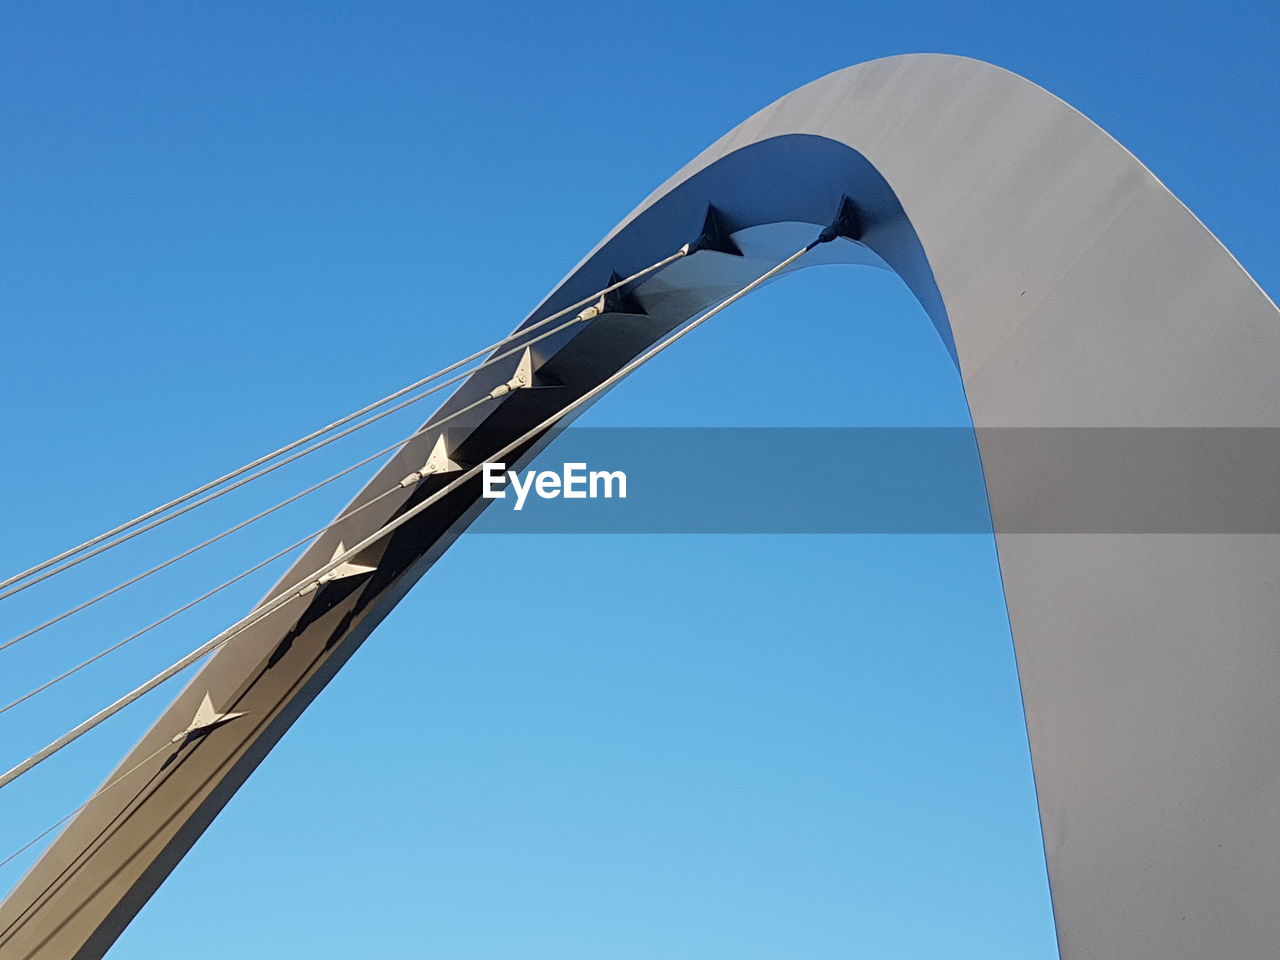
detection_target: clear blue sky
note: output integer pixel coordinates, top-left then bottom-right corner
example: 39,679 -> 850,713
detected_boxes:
0,3 -> 1276,958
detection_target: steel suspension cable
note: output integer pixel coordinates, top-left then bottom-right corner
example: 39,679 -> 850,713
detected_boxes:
0,247 -> 689,598
1,384 -> 505,704
0,740 -> 175,872
0,249 -> 690,606
0,258 -> 680,684
0,539 -> 304,716
0,391 -> 493,658
0,236 -> 819,794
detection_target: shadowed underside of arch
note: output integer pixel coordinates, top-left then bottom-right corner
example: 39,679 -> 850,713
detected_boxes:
3,54 -> 1278,960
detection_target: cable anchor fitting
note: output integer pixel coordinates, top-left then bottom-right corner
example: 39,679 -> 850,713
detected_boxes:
299,540 -> 380,596
171,692 -> 246,744
687,204 -> 744,256
399,435 -> 465,488
487,346 -> 539,399
817,196 -> 864,244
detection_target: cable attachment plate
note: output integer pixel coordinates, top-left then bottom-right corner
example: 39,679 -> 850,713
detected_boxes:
488,346 -> 562,398
300,540 -> 381,595
593,271 -> 648,317
817,196 -> 864,244
399,435 -> 466,487
687,204 -> 743,256
171,692 -> 246,743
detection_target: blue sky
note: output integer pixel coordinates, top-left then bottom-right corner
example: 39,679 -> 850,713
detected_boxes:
0,2 -> 1277,958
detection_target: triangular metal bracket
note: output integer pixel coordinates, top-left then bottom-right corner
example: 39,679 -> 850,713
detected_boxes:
688,204 -> 743,256
508,345 -> 537,389
172,692 -> 246,743
319,540 -> 380,584
490,346 -> 563,397
422,434 -> 465,475
399,434 -> 471,487
817,195 -> 864,244
596,272 -> 648,317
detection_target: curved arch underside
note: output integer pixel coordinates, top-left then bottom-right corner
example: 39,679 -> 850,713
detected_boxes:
4,54 -> 1279,959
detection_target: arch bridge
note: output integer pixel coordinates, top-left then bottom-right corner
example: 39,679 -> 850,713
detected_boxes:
3,54 -> 1279,960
